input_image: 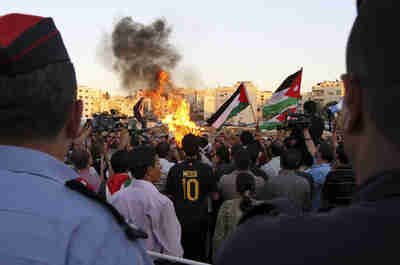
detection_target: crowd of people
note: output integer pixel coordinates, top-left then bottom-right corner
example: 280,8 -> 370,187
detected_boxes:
2,1 -> 400,264
65,109 -> 356,264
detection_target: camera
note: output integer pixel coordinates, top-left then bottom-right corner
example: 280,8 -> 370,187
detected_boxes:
278,113 -> 312,133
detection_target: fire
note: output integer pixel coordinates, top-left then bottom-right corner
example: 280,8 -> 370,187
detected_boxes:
145,70 -> 201,146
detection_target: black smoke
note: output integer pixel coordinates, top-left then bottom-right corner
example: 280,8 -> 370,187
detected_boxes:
100,17 -> 181,90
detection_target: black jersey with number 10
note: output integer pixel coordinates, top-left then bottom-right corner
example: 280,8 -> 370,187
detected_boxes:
166,159 -> 217,218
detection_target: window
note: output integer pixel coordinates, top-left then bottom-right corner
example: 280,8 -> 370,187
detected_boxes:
337,90 -> 342,95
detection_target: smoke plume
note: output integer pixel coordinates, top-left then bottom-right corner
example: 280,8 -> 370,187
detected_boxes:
100,17 -> 181,90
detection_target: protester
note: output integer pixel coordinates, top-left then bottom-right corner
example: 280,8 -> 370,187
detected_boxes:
260,148 -> 311,212
247,142 -> 269,181
213,172 -> 261,261
70,148 -> 103,193
166,133 -> 219,262
213,144 -> 232,181
111,146 -> 183,259
217,2 -> 400,264
321,142 -> 356,210
107,150 -> 131,196
154,141 -> 175,193
0,13 -> 151,264
261,141 -> 283,178
219,148 -> 265,201
304,129 -> 334,211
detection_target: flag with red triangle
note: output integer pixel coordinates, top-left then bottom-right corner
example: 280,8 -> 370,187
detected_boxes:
206,83 -> 250,129
261,69 -> 302,130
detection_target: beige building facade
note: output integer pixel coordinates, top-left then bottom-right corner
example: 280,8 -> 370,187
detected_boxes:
204,81 -> 259,125
311,80 -> 344,105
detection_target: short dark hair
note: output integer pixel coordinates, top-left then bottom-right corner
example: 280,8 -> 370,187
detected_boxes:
182,134 -> 199,157
156,142 -> 170,158
270,141 -> 283,157
303,100 -> 317,115
240,131 -> 254,146
129,146 -> 156,180
0,62 -> 76,140
236,172 -> 255,194
336,143 -> 349,164
216,145 -> 230,164
347,1 -> 400,150
281,148 -> 302,170
111,150 -> 130,173
318,141 -> 334,163
231,144 -> 242,157
70,149 -> 90,170
198,136 -> 208,149
234,148 -> 251,170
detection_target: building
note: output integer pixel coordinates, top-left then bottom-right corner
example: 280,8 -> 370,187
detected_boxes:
204,81 -> 258,125
256,90 -> 273,119
311,80 -> 344,106
77,85 -> 103,119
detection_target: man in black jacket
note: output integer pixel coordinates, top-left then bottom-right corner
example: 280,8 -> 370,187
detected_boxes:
217,1 -> 400,265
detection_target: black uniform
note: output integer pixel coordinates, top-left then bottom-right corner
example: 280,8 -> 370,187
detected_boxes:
166,159 -> 217,262
216,170 -> 400,265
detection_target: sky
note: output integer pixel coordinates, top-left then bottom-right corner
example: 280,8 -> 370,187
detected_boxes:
2,1 -> 357,94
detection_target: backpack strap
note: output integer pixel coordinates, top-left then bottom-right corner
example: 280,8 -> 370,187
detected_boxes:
65,179 -> 148,241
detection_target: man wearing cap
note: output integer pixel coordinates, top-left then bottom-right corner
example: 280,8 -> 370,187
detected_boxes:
0,13 -> 152,264
217,1 -> 400,264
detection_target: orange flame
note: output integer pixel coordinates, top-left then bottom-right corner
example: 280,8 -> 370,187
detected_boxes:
145,70 -> 201,146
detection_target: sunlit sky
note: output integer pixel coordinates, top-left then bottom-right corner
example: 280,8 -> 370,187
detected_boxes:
2,1 -> 357,94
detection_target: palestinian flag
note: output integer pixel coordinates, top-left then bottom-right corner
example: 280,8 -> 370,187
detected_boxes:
261,69 -> 302,130
207,83 -> 250,129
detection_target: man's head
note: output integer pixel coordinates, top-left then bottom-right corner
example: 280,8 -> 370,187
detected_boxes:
240,131 -> 254,146
215,144 -> 230,164
343,1 -> 400,183
182,134 -> 199,157
0,14 -> 82,159
234,148 -> 251,171
280,148 -> 302,170
70,149 -> 90,170
303,101 -> 317,116
110,150 -> 130,174
156,141 -> 170,159
316,141 -> 334,164
270,141 -> 283,158
129,146 -> 160,182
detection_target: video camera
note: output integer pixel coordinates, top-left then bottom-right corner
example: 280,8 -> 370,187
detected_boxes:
277,112 -> 312,132
91,112 -> 125,133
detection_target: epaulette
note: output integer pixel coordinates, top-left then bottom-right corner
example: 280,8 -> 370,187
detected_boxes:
238,202 -> 281,225
65,179 -> 148,241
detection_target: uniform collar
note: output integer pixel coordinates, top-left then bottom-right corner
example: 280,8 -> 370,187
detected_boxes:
0,145 -> 77,183
353,169 -> 400,203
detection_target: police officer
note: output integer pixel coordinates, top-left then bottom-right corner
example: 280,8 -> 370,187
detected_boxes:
0,14 -> 152,265
216,1 -> 400,265
166,134 -> 218,262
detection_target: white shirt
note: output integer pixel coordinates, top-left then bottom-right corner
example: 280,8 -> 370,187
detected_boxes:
154,158 -> 175,192
261,156 -> 281,178
111,180 -> 184,257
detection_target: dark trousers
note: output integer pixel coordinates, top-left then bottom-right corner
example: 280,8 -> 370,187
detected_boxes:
181,218 -> 208,263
